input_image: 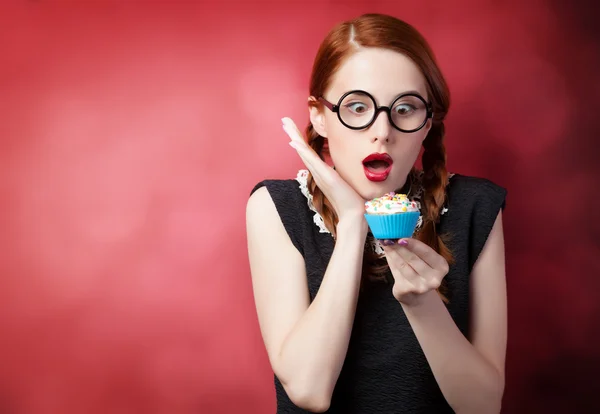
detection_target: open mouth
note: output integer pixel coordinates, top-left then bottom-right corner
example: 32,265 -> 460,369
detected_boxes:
362,153 -> 393,182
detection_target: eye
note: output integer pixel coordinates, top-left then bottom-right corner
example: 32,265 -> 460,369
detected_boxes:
345,102 -> 370,114
394,103 -> 416,115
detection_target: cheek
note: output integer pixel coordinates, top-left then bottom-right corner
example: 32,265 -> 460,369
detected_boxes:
414,132 -> 428,150
327,137 -> 352,168
325,126 -> 366,167
389,132 -> 426,166
407,129 -> 428,151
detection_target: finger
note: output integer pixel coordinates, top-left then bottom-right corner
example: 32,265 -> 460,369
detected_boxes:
396,240 -> 447,291
283,120 -> 332,184
394,244 -> 431,276
382,245 -> 422,287
282,119 -> 318,164
398,238 -> 449,273
289,140 -> 319,172
379,239 -> 396,246
282,117 -> 306,144
285,129 -> 321,173
289,141 -> 333,190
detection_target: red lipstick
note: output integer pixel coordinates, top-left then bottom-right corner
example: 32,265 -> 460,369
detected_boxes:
362,153 -> 393,182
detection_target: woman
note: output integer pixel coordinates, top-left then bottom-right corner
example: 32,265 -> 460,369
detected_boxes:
246,13 -> 507,414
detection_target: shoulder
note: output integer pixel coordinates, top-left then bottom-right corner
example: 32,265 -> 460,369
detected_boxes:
444,173 -> 507,269
247,173 -> 313,256
248,177 -> 304,218
249,177 -> 309,216
446,173 -> 507,200
250,178 -> 300,198
446,173 -> 507,211
250,170 -> 311,201
249,169 -> 318,219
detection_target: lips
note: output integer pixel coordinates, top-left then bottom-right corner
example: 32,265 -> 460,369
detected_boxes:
362,153 -> 393,182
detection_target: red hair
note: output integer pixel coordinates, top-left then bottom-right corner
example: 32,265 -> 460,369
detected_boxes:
305,13 -> 454,301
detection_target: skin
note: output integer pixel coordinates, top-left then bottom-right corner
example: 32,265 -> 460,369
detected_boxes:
308,48 -> 432,204
247,47 -> 507,413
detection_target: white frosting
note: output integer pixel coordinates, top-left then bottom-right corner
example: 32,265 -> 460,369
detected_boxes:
364,192 -> 420,214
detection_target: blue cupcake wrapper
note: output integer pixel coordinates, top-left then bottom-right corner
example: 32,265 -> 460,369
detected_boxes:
364,211 -> 421,240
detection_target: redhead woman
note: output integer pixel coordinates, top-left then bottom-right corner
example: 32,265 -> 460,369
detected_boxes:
247,13 -> 507,414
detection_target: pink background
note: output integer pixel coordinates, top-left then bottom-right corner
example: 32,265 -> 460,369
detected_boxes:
1,0 -> 599,413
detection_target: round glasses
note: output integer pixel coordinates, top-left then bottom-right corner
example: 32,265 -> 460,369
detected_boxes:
318,90 -> 433,133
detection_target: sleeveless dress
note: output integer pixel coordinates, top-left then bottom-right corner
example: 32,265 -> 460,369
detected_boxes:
250,170 -> 507,414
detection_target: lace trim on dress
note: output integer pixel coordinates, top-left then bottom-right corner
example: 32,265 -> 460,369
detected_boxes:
295,169 -> 453,256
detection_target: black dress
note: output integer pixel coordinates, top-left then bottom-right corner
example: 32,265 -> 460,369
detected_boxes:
250,171 -> 507,414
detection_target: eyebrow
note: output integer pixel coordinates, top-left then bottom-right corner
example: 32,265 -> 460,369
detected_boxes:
391,90 -> 426,100
331,89 -> 429,104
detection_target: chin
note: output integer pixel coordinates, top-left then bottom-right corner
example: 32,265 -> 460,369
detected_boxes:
356,183 -> 396,201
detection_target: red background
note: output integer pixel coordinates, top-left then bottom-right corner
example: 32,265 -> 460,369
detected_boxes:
1,1 -> 599,413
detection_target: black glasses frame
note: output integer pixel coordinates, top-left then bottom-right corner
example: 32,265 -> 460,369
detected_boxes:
318,90 -> 433,133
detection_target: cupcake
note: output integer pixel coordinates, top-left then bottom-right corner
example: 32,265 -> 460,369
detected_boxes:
364,192 -> 421,240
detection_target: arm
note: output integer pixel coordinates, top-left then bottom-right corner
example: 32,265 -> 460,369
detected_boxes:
400,210 -> 507,413
246,187 -> 368,412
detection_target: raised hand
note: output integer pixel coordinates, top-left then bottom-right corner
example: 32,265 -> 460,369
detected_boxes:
282,117 -> 366,223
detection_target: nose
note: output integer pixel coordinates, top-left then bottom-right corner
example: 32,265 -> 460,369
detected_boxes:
370,109 -> 393,144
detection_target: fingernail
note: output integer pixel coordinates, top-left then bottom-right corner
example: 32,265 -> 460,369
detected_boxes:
398,239 -> 408,246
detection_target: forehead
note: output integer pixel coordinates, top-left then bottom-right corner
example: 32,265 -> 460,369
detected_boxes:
328,47 -> 428,102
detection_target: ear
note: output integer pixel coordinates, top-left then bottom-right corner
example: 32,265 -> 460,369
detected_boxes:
308,96 -> 328,138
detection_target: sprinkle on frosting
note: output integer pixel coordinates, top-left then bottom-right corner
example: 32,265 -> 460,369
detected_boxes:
364,192 -> 420,214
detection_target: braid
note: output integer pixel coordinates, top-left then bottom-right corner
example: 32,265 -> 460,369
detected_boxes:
416,121 -> 454,302
305,124 -> 339,238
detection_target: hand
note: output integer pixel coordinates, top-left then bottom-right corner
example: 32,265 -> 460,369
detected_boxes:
381,238 -> 449,306
282,117 -> 366,223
